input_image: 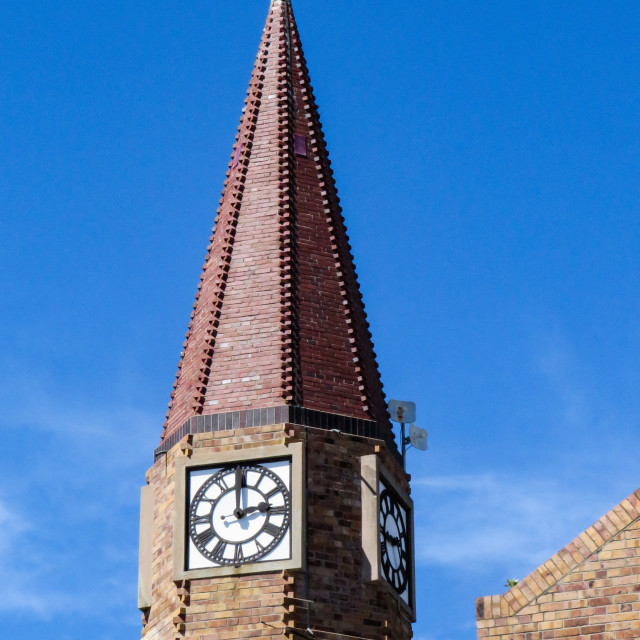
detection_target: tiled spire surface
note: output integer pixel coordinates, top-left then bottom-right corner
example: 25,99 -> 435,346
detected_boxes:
161,0 -> 389,442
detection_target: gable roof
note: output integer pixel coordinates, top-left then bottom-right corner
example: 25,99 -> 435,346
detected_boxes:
476,487 -> 640,620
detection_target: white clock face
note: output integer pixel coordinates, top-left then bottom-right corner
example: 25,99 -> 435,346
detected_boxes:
187,459 -> 292,570
378,479 -> 411,605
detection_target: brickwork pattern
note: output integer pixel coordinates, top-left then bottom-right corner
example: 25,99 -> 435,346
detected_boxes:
142,425 -> 294,640
145,3 -> 412,639
294,427 -> 412,640
142,424 -> 413,640
161,0 -> 389,444
286,9 -> 389,427
476,489 -> 640,639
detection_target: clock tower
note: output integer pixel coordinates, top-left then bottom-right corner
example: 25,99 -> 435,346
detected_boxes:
138,2 -> 416,639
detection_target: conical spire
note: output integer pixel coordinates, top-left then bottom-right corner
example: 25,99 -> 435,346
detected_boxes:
160,0 -> 390,444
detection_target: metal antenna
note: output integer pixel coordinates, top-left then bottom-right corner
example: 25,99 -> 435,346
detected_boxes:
388,400 -> 415,469
388,400 -> 428,469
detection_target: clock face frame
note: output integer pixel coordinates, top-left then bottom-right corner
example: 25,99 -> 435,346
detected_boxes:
173,443 -> 304,580
378,480 -> 410,599
187,459 -> 292,568
360,454 -> 415,619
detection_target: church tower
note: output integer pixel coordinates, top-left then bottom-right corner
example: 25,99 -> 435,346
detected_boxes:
138,2 -> 416,638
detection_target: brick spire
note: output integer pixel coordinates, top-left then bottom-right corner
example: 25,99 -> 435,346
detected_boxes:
161,0 -> 389,443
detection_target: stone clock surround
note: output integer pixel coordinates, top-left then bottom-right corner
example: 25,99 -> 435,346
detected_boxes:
361,454 -> 417,620
172,442 -> 305,580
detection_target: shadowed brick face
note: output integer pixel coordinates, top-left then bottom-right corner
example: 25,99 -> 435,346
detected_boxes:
161,0 -> 389,444
476,488 -> 640,640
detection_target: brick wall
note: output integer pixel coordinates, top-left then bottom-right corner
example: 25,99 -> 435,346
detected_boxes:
476,489 -> 640,639
142,423 -> 413,640
294,427 -> 412,640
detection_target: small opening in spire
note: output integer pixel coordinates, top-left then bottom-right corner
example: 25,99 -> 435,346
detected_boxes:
294,134 -> 307,158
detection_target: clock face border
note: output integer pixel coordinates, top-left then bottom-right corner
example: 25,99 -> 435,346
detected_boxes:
188,458 -> 292,568
173,442 -> 304,580
378,478 -> 411,601
361,454 -> 416,620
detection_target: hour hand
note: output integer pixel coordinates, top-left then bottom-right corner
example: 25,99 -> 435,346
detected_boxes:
246,502 -> 271,515
383,531 -> 401,547
234,502 -> 270,517
221,502 -> 270,521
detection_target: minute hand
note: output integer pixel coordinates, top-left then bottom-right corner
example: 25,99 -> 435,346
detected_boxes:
234,465 -> 244,517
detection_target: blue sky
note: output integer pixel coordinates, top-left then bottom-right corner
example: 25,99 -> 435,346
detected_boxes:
1,1 -> 639,639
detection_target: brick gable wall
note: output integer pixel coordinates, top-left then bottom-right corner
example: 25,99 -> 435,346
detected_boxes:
476,489 -> 640,639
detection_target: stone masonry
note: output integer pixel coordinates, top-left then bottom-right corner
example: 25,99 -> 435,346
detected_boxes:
142,425 -> 413,640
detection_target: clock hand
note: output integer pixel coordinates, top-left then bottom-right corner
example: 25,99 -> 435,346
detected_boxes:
221,502 -> 271,521
239,502 -> 271,516
234,465 -> 244,518
383,531 -> 401,547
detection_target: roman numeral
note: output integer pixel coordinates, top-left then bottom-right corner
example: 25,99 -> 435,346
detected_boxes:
234,544 -> 244,564
265,487 -> 281,501
212,539 -> 227,559
197,528 -> 215,547
263,522 -> 280,537
193,514 -> 210,526
269,505 -> 286,516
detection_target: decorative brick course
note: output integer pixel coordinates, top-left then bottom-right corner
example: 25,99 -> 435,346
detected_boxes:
154,405 -> 400,461
476,488 -> 640,639
161,0 -> 390,445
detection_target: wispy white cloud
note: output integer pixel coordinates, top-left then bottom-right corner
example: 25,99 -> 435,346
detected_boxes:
0,498 -> 28,554
409,329 -> 640,585
533,332 -> 594,429
0,496 -> 80,617
0,373 -> 155,623
412,471 -> 627,581
530,328 -> 640,448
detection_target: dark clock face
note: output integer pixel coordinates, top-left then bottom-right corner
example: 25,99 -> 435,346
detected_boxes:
379,483 -> 410,601
187,460 -> 291,568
